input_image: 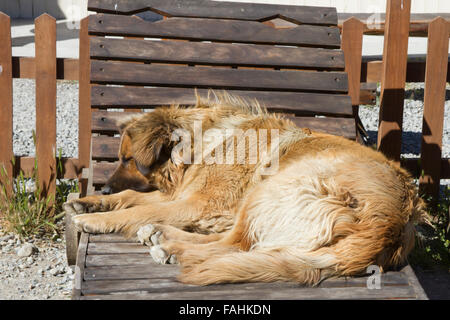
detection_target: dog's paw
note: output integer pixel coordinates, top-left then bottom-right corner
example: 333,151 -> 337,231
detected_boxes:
149,245 -> 178,265
72,214 -> 111,234
137,224 -> 164,246
63,197 -> 108,215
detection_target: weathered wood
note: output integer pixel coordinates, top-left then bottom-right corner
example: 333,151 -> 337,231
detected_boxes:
80,279 -> 417,299
338,13 -> 450,37
289,117 -> 355,140
419,18 -> 449,200
91,86 -> 353,117
87,242 -> 150,254
82,262 -> 408,285
88,0 -> 338,26
359,82 -> 377,105
92,136 -> 119,160
35,14 -> 57,198
0,12 -> 14,194
88,14 -> 341,48
91,116 -> 355,162
377,0 -> 411,161
84,264 -> 180,280
401,265 -> 428,300
92,162 -> 118,185
342,18 -> 364,111
72,232 -> 89,299
11,57 -> 78,80
86,253 -> 152,267
79,17 -> 92,196
89,233 -> 134,243
91,61 -> 348,93
14,156 -> 81,179
90,37 -> 345,70
65,193 -> 81,266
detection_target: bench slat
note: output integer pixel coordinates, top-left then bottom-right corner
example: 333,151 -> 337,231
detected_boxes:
90,61 -> 348,93
90,37 -> 345,70
84,264 -> 180,281
88,242 -> 150,254
81,285 -> 417,300
87,0 -> 338,26
91,117 -> 355,161
88,15 -> 341,48
86,253 -> 152,267
91,113 -> 356,138
91,86 -> 353,116
80,277 -> 416,299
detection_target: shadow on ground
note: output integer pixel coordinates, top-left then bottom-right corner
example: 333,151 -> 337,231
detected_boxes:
411,265 -> 450,299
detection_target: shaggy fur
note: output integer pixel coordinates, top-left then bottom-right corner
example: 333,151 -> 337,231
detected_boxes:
65,92 -> 426,286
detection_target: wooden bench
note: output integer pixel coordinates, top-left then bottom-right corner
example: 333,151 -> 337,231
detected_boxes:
67,0 -> 427,300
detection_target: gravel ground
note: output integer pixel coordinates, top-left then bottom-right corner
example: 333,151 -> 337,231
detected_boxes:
0,224 -> 73,300
1,79 -> 449,300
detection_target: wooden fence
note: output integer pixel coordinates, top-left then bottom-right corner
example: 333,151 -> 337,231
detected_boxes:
0,0 -> 448,200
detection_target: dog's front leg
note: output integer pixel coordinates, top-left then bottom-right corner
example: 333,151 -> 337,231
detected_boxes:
72,198 -> 203,237
63,190 -> 168,214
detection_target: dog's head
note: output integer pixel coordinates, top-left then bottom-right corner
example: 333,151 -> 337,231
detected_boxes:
101,108 -> 187,195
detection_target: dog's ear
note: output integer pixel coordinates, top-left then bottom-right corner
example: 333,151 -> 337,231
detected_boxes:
131,125 -> 170,167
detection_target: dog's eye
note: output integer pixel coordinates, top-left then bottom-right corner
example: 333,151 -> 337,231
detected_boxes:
135,161 -> 151,176
121,156 -> 132,165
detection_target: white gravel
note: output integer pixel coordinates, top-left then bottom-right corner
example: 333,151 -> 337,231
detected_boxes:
0,225 -> 73,300
13,79 -> 78,158
2,79 -> 449,300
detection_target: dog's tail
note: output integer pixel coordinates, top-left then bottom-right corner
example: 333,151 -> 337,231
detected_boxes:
177,246 -> 338,286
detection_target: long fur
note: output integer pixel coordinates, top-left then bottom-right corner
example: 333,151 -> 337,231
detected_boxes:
69,91 -> 427,286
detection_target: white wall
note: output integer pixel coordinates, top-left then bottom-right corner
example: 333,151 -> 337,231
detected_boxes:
0,0 -> 88,19
1,0 -> 450,19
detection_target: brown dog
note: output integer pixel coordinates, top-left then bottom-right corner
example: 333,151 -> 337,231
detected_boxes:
65,93 -> 426,285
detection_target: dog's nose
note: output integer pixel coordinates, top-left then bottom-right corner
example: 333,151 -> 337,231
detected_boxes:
101,185 -> 112,195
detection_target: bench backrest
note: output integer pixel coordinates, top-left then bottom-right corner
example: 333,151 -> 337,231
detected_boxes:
86,0 -> 355,190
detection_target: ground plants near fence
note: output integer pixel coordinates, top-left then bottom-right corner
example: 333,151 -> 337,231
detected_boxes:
0,133 -> 79,238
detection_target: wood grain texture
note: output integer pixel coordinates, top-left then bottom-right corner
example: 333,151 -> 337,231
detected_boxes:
419,18 -> 450,200
87,0 -> 338,26
91,116 -> 355,162
90,37 -> 345,70
0,13 -> 14,192
88,14 -> 341,48
377,0 -> 411,161
86,253 -> 153,267
90,86 -> 353,116
91,60 -> 348,93
79,17 -> 92,196
87,242 -> 150,255
81,285 -> 417,300
72,232 -> 89,299
342,18 -> 364,108
14,156 -> 81,179
11,57 -> 78,80
35,14 -> 57,198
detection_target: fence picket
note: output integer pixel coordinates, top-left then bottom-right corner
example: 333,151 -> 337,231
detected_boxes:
419,17 -> 450,200
0,12 -> 13,195
35,14 -> 57,198
78,17 -> 91,195
377,0 -> 411,161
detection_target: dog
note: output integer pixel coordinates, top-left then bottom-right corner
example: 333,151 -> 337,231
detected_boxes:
64,93 -> 426,286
